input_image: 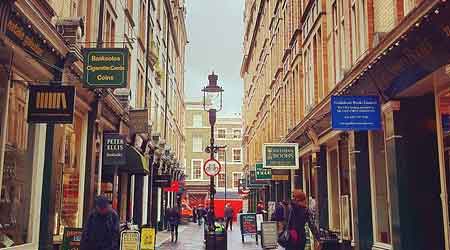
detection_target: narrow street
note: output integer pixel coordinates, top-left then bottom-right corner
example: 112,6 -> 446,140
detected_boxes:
157,222 -> 274,250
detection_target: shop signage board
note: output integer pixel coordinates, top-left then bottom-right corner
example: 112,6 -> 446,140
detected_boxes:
103,133 -> 126,165
154,175 -> 171,187
261,222 -> 278,249
62,227 -> 83,250
140,227 -> 156,250
239,213 -> 258,243
263,143 -> 299,169
120,230 -> 140,250
203,158 -> 221,177
83,48 -> 129,88
27,85 -> 75,124
129,109 -> 149,134
331,96 -> 381,131
256,163 -> 272,180
248,170 -> 269,189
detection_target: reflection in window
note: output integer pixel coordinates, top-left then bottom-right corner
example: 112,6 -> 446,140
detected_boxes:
369,131 -> 391,244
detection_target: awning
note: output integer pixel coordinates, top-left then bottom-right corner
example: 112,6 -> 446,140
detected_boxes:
119,144 -> 149,175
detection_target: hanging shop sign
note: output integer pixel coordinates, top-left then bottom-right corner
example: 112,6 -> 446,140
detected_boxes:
140,227 -> 156,250
120,230 -> 140,250
263,143 -> 299,169
331,96 -> 381,131
203,158 -> 221,177
248,170 -> 269,188
83,48 -> 129,88
129,109 -> 150,134
154,175 -> 171,187
62,228 -> 83,250
238,178 -> 250,195
103,133 -> 126,166
27,85 -> 75,124
256,163 -> 272,180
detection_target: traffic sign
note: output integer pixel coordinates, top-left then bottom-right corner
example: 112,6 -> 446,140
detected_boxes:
203,158 -> 221,176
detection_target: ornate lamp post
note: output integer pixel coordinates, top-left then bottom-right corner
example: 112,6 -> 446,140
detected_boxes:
202,72 -> 224,231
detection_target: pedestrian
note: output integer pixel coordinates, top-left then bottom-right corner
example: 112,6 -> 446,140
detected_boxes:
271,201 -> 287,233
285,190 -> 321,250
256,200 -> 266,214
224,203 -> 234,231
166,206 -> 181,243
193,206 -> 197,223
197,205 -> 205,225
80,195 -> 120,250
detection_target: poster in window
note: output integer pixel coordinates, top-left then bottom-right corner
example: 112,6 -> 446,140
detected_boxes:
339,195 -> 351,240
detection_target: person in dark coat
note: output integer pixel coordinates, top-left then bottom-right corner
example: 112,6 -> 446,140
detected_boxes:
224,203 -> 234,231
271,201 -> 288,233
286,190 -> 320,250
80,195 -> 120,250
166,206 -> 181,242
197,206 -> 205,225
192,206 -> 197,223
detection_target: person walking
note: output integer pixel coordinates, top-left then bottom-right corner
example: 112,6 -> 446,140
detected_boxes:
80,195 -> 120,250
197,205 -> 205,225
224,203 -> 234,231
285,190 -> 321,250
166,206 -> 181,242
271,201 -> 287,233
193,206 -> 197,223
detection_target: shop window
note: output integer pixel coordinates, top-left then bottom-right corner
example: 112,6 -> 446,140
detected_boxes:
192,160 -> 202,180
0,83 -> 39,247
217,129 -> 226,139
328,148 -> 341,231
369,130 -> 391,244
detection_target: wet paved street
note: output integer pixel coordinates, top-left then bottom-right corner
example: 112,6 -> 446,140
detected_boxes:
156,222 -> 280,250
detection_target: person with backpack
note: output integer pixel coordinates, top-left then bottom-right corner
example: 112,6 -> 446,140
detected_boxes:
279,190 -> 321,250
166,206 -> 181,243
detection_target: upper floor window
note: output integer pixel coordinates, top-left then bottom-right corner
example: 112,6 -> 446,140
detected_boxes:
217,173 -> 225,188
193,114 -> 202,128
233,129 -> 241,139
404,0 -> 416,16
217,129 -> 226,139
233,172 -> 243,188
193,136 -> 203,152
217,149 -> 226,162
192,160 -> 202,179
232,148 -> 242,162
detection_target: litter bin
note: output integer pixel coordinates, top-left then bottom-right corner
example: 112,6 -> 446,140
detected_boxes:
205,224 -> 227,250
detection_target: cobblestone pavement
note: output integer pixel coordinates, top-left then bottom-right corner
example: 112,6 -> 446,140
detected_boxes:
156,222 -> 282,250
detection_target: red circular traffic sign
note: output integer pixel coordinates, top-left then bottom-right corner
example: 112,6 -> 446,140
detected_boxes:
203,158 -> 221,177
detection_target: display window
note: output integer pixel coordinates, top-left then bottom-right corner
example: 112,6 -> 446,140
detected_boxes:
0,79 -> 45,248
51,111 -> 87,238
368,130 -> 391,246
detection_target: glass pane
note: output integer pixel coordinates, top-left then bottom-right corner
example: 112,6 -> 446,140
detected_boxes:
329,149 -> 341,230
0,84 -> 34,247
369,131 -> 391,244
439,93 -> 450,233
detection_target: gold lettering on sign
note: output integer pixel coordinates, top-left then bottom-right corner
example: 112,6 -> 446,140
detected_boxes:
36,92 -> 68,109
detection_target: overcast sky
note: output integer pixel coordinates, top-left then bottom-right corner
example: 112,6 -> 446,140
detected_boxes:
185,0 -> 245,114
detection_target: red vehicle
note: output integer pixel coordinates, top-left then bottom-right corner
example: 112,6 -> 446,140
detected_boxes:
209,199 -> 243,221
181,201 -> 193,218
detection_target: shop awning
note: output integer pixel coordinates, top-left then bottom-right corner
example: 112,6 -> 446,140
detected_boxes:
119,144 -> 149,175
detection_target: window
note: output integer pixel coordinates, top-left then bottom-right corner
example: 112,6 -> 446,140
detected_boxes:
232,148 -> 242,162
193,114 -> 202,128
332,2 -> 341,82
127,0 -> 133,12
351,2 -> 359,63
358,0 -> 367,54
217,129 -> 226,139
233,129 -> 241,139
217,173 -> 225,188
304,45 -> 314,110
369,131 -> 391,244
217,149 -> 226,162
404,0 -> 416,16
192,160 -> 202,179
193,136 -> 203,152
139,1 -> 146,42
328,148 -> 341,231
233,173 -> 242,188
136,70 -> 144,108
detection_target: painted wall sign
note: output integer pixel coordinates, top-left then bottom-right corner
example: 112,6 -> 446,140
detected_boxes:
103,133 -> 126,165
331,96 -> 381,131
129,109 -> 149,134
120,230 -> 140,250
83,48 -> 129,88
140,227 -> 156,250
27,85 -> 75,124
256,163 -> 272,180
62,228 -> 83,250
263,143 -> 299,169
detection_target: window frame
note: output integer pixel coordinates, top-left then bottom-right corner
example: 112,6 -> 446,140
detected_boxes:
192,113 -> 202,128
217,128 -> 227,139
232,172 -> 243,189
191,159 -> 204,180
232,148 -> 242,163
192,136 -> 203,153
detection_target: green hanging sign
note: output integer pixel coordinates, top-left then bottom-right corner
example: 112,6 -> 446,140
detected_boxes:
83,48 -> 129,88
255,163 -> 271,180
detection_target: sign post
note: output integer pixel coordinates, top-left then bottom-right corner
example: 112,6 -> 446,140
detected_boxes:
83,48 -> 129,88
203,158 -> 221,177
263,143 -> 299,169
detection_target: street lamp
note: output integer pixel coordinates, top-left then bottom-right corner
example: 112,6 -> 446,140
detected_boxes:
202,72 -> 224,231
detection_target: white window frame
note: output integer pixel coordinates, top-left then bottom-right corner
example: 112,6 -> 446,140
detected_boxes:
191,159 -> 204,180
232,148 -> 242,163
232,129 -> 241,139
216,148 -> 226,162
192,136 -> 203,153
193,113 -> 202,128
232,172 -> 243,189
358,0 -> 367,55
216,172 -> 226,188
217,128 -> 227,139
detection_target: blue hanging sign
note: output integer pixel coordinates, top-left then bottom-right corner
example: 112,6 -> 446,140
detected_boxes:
331,96 -> 381,131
